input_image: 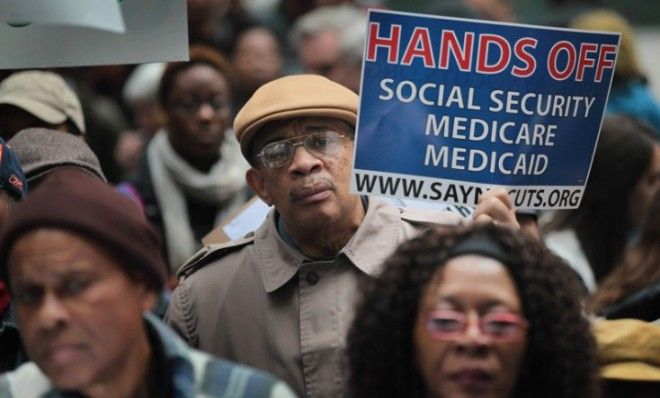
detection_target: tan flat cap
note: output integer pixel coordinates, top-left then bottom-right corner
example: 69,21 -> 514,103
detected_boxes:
233,74 -> 358,160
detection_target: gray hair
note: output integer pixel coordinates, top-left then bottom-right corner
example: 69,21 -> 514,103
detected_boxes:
123,63 -> 166,106
290,4 -> 368,67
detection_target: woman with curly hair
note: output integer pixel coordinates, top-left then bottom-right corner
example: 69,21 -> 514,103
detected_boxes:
347,223 -> 599,398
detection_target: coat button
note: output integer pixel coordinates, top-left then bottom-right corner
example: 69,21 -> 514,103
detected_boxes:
305,271 -> 320,285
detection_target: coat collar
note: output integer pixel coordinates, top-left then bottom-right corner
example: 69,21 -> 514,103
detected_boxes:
255,197 -> 401,293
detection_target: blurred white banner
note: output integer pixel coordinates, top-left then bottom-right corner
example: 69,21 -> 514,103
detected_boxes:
0,0 -> 124,32
0,0 -> 188,69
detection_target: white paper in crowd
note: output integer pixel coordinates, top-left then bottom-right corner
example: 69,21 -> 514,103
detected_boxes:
215,196 -> 473,242
0,0 -> 188,69
0,0 -> 124,32
222,198 -> 273,241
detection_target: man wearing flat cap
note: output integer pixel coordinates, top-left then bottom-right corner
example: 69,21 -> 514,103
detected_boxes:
0,169 -> 295,398
8,127 -> 106,188
166,74 -> 519,397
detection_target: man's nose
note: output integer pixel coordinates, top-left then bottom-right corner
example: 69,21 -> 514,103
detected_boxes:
37,293 -> 68,331
288,144 -> 322,175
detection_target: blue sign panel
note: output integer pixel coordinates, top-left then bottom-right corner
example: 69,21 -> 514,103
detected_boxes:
352,9 -> 619,209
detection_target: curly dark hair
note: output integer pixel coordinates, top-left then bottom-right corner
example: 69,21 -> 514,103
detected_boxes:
347,223 -> 599,398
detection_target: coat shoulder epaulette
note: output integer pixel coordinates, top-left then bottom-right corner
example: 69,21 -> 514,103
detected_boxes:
176,232 -> 256,280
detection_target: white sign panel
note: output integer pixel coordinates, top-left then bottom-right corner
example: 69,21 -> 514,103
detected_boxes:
0,0 -> 188,69
1,0 -> 125,32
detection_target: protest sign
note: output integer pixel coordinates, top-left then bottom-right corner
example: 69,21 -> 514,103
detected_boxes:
0,0 -> 187,69
351,9 -> 620,209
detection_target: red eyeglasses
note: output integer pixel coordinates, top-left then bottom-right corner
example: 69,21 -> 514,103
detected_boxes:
425,310 -> 528,342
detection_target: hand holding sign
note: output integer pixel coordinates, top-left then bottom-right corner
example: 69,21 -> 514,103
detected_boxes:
472,187 -> 518,228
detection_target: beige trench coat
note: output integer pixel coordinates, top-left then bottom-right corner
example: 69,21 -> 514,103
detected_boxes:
166,197 -> 462,398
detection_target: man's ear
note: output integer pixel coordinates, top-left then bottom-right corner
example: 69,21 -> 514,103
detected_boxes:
246,168 -> 273,206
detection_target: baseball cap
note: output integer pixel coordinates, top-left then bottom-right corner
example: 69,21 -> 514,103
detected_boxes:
594,319 -> 660,382
0,70 -> 85,135
233,74 -> 358,160
0,138 -> 28,200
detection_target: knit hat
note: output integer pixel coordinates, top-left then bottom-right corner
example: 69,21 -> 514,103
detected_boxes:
0,70 -> 85,134
570,9 -> 643,80
0,169 -> 167,292
0,138 -> 28,200
594,319 -> 660,382
7,127 -> 106,184
233,74 -> 358,160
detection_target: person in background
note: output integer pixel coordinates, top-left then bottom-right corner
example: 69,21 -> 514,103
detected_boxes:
65,66 -> 131,183
590,190 -> 660,317
8,127 -> 179,318
348,223 -> 598,398
289,4 -> 367,92
279,0 -> 361,25
0,138 -> 28,373
0,70 -> 85,140
0,138 -> 27,224
542,115 -> 660,293
571,9 -> 660,135
426,0 -> 515,22
187,0 -> 252,53
187,0 -> 230,46
537,0 -> 601,28
593,319 -> 660,397
126,45 -> 250,272
165,74 -> 519,397
231,23 -> 284,115
0,169 -> 295,398
7,127 -> 106,188
122,63 -> 167,142
117,63 -> 167,179
463,0 -> 514,21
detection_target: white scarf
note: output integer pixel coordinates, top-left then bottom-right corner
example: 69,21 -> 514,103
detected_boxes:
147,129 -> 249,270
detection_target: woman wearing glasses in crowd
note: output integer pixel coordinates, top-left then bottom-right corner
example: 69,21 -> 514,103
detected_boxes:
124,45 -> 250,276
347,223 -> 599,398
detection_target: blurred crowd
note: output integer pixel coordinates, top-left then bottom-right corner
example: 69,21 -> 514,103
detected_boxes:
0,0 -> 659,397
